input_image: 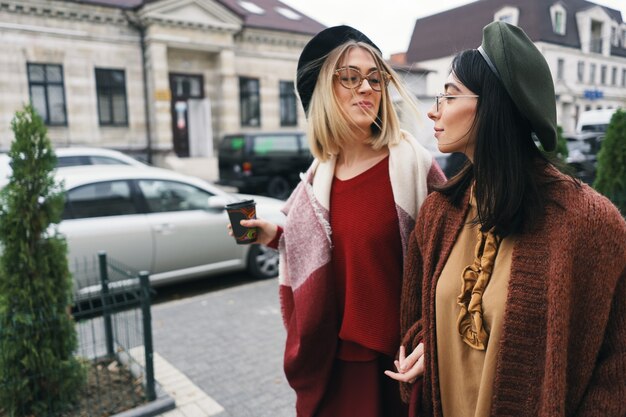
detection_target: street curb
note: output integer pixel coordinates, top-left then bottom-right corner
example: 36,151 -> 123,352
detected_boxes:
111,396 -> 176,417
115,347 -> 176,417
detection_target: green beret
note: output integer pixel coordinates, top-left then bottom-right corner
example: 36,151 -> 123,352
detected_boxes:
478,21 -> 557,151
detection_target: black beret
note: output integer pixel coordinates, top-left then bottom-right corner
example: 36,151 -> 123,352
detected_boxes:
296,25 -> 381,116
478,21 -> 557,151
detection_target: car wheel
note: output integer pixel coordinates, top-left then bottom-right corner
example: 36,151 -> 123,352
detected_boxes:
267,176 -> 291,200
247,244 -> 279,279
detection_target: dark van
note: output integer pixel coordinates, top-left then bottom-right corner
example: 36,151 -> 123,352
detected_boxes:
217,132 -> 312,199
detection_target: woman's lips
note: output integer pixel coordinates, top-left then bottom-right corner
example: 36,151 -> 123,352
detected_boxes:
355,101 -> 373,109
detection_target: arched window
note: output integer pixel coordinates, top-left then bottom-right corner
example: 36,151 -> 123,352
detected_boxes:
550,3 -> 567,35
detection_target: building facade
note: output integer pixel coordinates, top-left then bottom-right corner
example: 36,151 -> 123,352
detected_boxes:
405,0 -> 626,134
0,0 -> 324,175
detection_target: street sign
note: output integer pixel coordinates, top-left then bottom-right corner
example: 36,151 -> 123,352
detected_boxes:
583,89 -> 604,100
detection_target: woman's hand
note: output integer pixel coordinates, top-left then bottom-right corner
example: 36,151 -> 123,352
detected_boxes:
384,343 -> 424,383
227,218 -> 278,246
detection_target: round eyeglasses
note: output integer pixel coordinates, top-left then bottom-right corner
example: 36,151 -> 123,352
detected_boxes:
435,93 -> 479,112
334,67 -> 390,92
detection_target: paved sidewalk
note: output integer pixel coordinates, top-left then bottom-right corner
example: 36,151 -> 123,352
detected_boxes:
129,347 -> 224,416
149,278 -> 295,417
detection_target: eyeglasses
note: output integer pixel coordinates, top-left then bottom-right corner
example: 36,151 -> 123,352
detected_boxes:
435,93 -> 479,112
334,67 -> 390,92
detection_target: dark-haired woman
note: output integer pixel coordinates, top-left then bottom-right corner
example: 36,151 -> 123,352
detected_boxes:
386,21 -> 626,417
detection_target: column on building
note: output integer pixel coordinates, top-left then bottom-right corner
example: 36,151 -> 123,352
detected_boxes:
145,40 -> 172,155
217,49 -> 239,137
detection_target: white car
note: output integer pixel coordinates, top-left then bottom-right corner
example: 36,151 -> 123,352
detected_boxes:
54,165 -> 285,294
1,147 -> 147,187
53,147 -> 148,168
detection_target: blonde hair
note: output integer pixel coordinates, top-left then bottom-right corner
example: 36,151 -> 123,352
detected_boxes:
302,41 -> 421,161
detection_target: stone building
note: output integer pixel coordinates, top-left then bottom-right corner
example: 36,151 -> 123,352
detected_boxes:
405,0 -> 626,133
0,0 -> 324,176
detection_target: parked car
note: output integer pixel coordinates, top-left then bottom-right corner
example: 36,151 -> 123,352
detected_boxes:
217,132 -> 312,199
565,132 -> 604,184
53,165 -> 285,295
576,108 -> 618,134
53,147 -> 148,168
1,147 -> 147,188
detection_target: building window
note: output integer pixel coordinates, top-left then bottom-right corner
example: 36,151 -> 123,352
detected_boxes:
550,4 -> 566,35
557,58 -> 564,80
275,7 -> 301,20
239,77 -> 260,127
622,69 -> 626,87
600,65 -> 606,84
493,6 -> 519,26
590,20 -> 603,53
27,63 -> 67,126
238,1 -> 265,14
554,11 -> 564,34
95,69 -> 128,126
279,81 -> 297,126
577,61 -> 584,82
589,63 -> 596,84
611,27 -> 618,46
611,67 -> 617,85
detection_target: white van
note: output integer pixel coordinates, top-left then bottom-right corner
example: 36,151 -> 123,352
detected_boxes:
576,108 -> 618,133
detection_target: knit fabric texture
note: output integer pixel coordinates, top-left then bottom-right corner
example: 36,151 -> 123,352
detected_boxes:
400,170 -> 626,417
278,131 -> 445,417
331,156 -> 403,360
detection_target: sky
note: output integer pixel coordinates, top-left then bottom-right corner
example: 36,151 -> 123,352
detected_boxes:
279,0 -> 626,58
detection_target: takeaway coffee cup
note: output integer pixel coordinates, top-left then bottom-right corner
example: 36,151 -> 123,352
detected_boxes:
225,199 -> 257,244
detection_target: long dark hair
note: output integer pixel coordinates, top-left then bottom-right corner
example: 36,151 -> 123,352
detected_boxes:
438,49 -> 558,237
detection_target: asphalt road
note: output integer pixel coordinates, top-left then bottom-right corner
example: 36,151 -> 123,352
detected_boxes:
151,275 -> 296,417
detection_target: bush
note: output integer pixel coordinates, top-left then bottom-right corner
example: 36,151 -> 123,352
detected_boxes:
554,125 -> 568,163
594,109 -> 626,215
0,105 -> 85,415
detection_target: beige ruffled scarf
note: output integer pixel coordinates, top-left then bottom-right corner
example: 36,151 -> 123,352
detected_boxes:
456,223 -> 502,350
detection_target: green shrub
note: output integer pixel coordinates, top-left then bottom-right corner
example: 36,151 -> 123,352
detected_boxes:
594,109 -> 626,215
554,125 -> 569,163
0,105 -> 85,415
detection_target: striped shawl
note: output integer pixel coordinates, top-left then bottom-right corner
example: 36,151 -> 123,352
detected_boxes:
278,131 -> 444,417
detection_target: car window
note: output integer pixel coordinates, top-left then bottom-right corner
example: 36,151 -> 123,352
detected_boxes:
64,180 -> 137,219
220,136 -> 245,158
300,135 -> 310,152
253,135 -> 299,155
567,138 -> 591,155
581,124 -> 607,133
57,155 -> 90,168
138,180 -> 213,213
89,156 -> 131,165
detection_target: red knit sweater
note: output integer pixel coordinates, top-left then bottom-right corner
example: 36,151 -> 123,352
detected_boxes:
330,156 -> 403,360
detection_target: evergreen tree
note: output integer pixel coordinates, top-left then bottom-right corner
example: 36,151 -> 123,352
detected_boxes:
594,109 -> 626,215
0,105 -> 84,415
554,125 -> 569,163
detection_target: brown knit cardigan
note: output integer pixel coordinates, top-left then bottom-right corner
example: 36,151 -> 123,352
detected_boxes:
400,172 -> 626,417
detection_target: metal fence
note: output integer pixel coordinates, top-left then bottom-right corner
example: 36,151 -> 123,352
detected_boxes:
0,252 -> 167,417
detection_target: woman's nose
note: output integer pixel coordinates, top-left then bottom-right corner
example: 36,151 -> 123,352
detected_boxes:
358,78 -> 373,93
427,103 -> 438,120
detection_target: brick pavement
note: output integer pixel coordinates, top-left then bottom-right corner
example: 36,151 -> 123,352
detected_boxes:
151,278 -> 296,417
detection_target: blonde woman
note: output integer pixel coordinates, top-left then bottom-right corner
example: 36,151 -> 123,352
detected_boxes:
237,26 -> 445,417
